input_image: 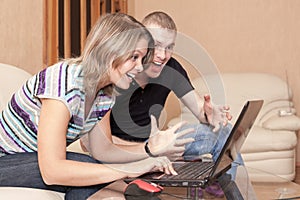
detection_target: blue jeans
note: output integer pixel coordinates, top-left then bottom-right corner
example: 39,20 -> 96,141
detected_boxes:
181,123 -> 232,161
180,123 -> 245,199
0,152 -> 109,200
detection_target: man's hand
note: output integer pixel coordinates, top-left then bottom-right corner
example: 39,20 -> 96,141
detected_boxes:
147,115 -> 194,161
202,94 -> 232,132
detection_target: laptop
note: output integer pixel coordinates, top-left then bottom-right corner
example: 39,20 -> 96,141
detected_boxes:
125,100 -> 264,188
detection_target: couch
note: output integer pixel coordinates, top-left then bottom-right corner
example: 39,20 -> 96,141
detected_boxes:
0,63 -> 67,199
1,63 -> 300,199
167,72 -> 300,183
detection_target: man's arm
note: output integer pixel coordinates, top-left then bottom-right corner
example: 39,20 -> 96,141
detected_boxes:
180,90 -> 207,122
180,91 -> 232,132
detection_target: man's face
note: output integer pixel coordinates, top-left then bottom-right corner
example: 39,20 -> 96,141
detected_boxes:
144,24 -> 176,78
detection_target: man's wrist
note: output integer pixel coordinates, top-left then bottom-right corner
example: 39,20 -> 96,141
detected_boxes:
144,142 -> 158,157
200,111 -> 209,124
204,112 -> 209,123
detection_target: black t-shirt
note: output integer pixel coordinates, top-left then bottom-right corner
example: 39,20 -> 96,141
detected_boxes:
110,57 -> 194,142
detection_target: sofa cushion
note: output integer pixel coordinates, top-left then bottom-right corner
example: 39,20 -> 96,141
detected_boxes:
262,115 -> 300,131
0,187 -> 64,200
0,63 -> 31,111
241,126 -> 297,153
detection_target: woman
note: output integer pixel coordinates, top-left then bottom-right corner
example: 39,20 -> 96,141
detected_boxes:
0,13 -> 176,199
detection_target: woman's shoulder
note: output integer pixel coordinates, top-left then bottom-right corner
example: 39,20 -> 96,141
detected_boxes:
45,61 -> 83,76
33,61 -> 84,96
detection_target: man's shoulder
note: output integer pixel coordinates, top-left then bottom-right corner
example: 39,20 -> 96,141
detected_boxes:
165,57 -> 187,74
166,57 -> 181,66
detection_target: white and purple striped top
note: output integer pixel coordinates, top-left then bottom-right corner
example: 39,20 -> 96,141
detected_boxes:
0,62 -> 114,155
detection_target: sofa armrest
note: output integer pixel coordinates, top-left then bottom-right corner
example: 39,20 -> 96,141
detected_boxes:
262,115 -> 300,131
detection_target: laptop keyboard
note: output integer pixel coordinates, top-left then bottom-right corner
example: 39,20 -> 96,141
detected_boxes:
169,162 -> 214,179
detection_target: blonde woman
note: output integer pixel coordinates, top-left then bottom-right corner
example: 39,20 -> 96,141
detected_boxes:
0,13 -> 180,199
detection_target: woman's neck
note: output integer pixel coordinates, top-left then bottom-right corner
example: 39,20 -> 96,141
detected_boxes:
134,72 -> 149,89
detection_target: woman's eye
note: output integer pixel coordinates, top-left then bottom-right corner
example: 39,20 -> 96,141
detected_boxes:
132,54 -> 139,61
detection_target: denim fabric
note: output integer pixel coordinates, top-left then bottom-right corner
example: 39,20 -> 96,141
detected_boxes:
227,153 -> 244,180
179,123 -> 245,177
0,152 -> 110,200
178,123 -> 233,161
178,123 -> 246,199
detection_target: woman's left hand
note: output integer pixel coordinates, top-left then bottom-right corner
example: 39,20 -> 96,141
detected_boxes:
147,116 -> 194,161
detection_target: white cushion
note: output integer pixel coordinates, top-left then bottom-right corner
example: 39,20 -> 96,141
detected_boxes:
262,115 -> 300,131
0,64 -> 64,198
241,126 -> 297,153
0,187 -> 64,200
0,63 -> 31,111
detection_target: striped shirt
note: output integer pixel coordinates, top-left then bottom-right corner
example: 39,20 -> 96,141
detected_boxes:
0,62 -> 114,155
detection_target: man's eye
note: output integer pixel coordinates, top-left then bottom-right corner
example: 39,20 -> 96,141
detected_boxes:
167,45 -> 174,51
154,44 -> 161,49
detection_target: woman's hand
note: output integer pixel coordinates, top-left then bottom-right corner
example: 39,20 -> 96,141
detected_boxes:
118,156 -> 177,178
146,116 -> 194,161
202,94 -> 232,132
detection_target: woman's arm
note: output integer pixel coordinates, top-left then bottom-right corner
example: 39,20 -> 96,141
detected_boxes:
87,111 -> 148,162
37,99 -> 175,186
86,111 -> 194,163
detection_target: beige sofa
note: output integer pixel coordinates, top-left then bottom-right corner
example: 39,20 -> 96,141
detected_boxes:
0,63 -> 66,199
167,72 -> 300,183
1,63 -> 300,198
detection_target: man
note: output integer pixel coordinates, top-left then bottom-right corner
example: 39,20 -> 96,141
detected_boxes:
82,12 -> 252,199
84,11 -> 238,198
110,11 -> 231,155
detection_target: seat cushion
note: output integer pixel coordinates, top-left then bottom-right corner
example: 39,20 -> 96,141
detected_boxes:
241,126 -> 297,153
0,187 -> 64,200
0,63 -> 31,111
245,154 -> 296,182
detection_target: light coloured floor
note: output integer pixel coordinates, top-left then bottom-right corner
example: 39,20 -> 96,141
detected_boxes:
253,165 -> 300,199
253,181 -> 300,200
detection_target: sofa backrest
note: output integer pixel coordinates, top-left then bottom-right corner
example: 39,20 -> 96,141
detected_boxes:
0,63 -> 32,111
176,72 -> 292,125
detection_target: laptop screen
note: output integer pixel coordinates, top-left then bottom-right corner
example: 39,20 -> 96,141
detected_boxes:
209,100 -> 263,178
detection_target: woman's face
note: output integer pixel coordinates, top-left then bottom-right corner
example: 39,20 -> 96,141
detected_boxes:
110,38 -> 148,89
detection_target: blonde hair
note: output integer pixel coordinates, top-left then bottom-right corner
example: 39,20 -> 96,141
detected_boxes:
69,13 -> 154,97
142,11 -> 177,32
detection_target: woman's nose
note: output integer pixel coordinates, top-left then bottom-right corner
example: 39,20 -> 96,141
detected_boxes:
135,64 -> 143,72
